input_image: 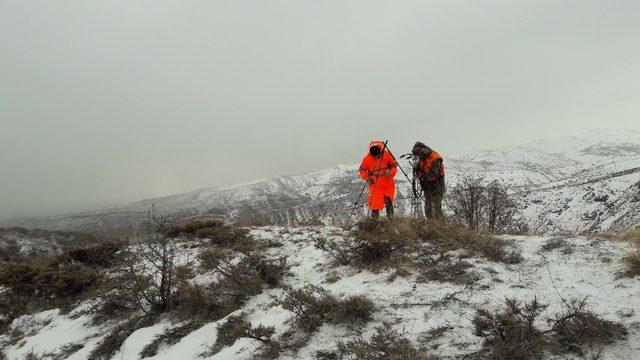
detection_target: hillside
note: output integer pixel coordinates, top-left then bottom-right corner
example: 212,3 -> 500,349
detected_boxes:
3,129 -> 640,235
1,222 -> 638,359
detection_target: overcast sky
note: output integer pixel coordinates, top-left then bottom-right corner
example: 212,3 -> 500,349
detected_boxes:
1,0 -> 640,220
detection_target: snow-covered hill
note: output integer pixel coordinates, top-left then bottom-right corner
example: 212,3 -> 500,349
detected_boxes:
2,226 -> 639,359
3,129 -> 640,235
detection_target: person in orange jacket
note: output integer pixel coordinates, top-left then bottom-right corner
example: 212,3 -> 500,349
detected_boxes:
412,141 -> 445,220
359,140 -> 398,219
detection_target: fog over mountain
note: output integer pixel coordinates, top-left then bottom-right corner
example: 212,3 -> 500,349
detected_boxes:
3,129 -> 639,236
2,0 -> 640,221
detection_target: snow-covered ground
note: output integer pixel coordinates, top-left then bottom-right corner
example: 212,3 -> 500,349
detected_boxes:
2,226 -> 639,359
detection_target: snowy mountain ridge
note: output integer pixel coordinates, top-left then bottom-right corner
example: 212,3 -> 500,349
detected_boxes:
3,130 -> 640,235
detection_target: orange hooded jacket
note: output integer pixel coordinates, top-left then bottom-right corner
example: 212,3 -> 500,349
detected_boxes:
359,140 -> 397,211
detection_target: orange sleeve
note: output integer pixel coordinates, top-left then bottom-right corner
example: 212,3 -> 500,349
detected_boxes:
359,156 -> 369,180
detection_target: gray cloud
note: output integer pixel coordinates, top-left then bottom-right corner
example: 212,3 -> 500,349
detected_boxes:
1,0 -> 640,220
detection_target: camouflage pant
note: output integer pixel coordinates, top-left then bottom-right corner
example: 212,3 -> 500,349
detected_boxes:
372,196 -> 394,219
424,191 -> 443,221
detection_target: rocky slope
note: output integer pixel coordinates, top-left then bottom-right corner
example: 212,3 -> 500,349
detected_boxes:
3,129 -> 640,235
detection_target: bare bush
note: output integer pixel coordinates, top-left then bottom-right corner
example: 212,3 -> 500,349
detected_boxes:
315,218 -> 421,268
275,285 -> 375,333
473,298 -> 548,360
52,240 -> 126,268
336,323 -> 436,360
485,181 -> 518,233
416,247 -> 479,285
549,297 -> 627,355
448,177 -> 486,231
473,297 -> 627,359
448,178 -> 522,233
119,210 -> 183,315
139,322 -> 204,358
88,315 -> 155,360
210,313 -> 278,357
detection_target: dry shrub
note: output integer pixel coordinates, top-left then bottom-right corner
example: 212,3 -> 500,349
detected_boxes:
336,323 -> 436,360
317,217 -> 522,270
173,254 -> 288,321
619,253 -> 640,278
173,283 -> 236,322
316,217 -> 420,268
418,221 -> 522,264
196,226 -> 250,246
613,230 -> 640,278
540,238 -> 573,254
91,289 -> 138,324
473,298 -> 548,360
0,261 -> 100,299
52,240 -> 126,267
416,248 -> 478,285
315,216 -> 523,274
198,246 -> 226,271
211,313 -> 277,357
473,297 -> 627,359
139,322 -> 204,358
89,315 -> 156,360
165,219 -> 224,237
275,285 -> 375,333
549,298 -> 627,355
166,219 -> 249,246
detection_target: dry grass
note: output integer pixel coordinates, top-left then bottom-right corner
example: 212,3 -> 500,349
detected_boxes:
316,217 -> 522,273
619,253 -> 640,278
418,220 -> 522,264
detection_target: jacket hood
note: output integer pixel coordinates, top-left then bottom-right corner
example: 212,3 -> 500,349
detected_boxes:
369,140 -> 385,152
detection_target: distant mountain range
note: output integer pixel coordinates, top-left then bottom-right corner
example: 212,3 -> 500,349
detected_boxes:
3,129 -> 640,235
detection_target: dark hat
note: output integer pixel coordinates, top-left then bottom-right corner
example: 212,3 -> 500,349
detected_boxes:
411,141 -> 431,156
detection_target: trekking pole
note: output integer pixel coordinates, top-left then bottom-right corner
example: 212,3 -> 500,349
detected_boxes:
347,140 -> 389,224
